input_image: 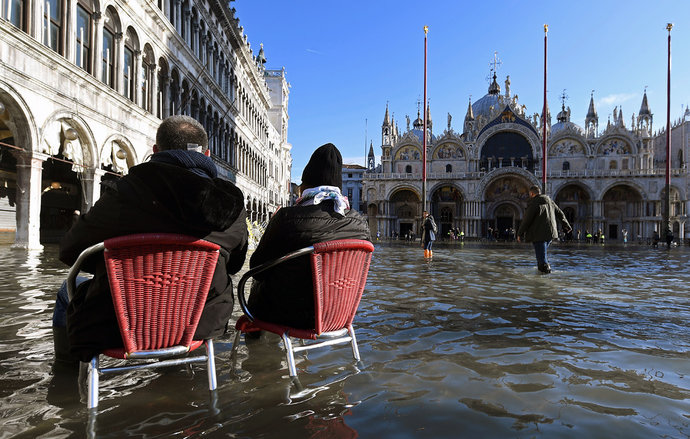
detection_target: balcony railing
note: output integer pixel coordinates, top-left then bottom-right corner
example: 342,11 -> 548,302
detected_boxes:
364,167 -> 687,180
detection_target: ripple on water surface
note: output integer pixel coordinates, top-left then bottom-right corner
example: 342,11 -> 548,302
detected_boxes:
0,242 -> 688,438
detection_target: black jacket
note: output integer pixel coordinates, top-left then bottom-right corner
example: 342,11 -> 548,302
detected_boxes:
60,156 -> 248,361
247,202 -> 370,329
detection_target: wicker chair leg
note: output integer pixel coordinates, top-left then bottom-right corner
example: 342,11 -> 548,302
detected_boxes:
347,325 -> 361,361
205,339 -> 217,391
87,356 -> 100,409
281,333 -> 298,377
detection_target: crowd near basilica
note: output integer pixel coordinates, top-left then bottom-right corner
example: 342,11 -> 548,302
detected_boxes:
363,72 -> 690,243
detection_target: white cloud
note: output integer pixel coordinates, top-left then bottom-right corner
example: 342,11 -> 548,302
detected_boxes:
305,48 -> 323,55
599,93 -> 637,106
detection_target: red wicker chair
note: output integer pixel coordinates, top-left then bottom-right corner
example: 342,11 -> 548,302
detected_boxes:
66,233 -> 220,409
232,239 -> 374,377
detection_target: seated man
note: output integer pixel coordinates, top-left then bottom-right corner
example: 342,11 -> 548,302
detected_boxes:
247,143 -> 370,329
54,115 -> 248,364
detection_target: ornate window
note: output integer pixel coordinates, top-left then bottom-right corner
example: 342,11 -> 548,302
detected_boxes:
5,0 -> 27,30
562,161 -> 570,171
44,0 -> 64,54
141,45 -> 155,113
446,164 -> 452,173
76,3 -> 92,73
101,9 -> 118,88
123,28 -> 139,102
405,165 -> 412,173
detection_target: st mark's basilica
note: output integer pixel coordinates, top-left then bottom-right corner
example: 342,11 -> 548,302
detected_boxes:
363,73 -> 690,242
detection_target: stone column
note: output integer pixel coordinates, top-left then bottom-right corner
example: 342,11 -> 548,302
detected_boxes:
80,168 -> 106,213
93,12 -> 103,81
134,49 -> 143,106
13,152 -> 47,250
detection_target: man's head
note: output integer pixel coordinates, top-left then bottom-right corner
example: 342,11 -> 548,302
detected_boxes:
528,185 -> 541,198
300,143 -> 343,190
154,115 -> 209,156
423,210 -> 429,218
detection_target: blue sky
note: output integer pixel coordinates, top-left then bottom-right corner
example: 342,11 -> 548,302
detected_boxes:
233,0 -> 690,183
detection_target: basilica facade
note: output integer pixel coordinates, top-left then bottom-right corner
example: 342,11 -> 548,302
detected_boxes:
0,0 -> 291,248
363,74 -> 690,242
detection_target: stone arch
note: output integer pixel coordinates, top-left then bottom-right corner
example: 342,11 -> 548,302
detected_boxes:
601,183 -> 645,240
475,123 -> 541,163
429,183 -> 464,238
554,182 -> 594,235
475,167 -> 539,200
479,130 -> 535,171
100,133 -> 138,173
39,111 -> 97,169
595,135 -> 636,155
0,80 -> 38,151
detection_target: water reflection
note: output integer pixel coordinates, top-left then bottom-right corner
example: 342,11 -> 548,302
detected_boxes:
0,242 -> 688,438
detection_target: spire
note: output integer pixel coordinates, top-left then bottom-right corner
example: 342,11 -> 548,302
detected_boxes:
368,141 -> 374,157
426,101 -> 432,124
383,103 -> 390,126
586,91 -> 598,119
488,72 -> 500,95
465,97 -> 474,121
639,90 -> 651,116
256,43 -> 267,66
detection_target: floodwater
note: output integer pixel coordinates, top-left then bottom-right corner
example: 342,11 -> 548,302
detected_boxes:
0,242 -> 688,438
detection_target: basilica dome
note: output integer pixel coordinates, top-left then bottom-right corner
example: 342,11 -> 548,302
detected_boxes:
551,105 -> 584,136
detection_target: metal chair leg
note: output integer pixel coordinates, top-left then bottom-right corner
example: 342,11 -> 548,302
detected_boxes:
347,325 -> 361,361
205,339 -> 217,391
87,356 -> 100,409
281,333 -> 298,377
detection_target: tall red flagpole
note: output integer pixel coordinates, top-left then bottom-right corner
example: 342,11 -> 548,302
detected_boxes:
422,25 -> 428,214
542,24 -> 548,194
664,23 -> 673,245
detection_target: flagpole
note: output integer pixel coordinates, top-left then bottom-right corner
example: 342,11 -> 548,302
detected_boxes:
542,24 -> 548,194
422,25 -> 428,214
664,23 -> 673,246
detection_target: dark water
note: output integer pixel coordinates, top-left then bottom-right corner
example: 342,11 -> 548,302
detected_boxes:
0,242 -> 688,438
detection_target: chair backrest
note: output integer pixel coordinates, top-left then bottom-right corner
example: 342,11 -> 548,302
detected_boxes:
103,233 -> 220,354
310,239 -> 374,334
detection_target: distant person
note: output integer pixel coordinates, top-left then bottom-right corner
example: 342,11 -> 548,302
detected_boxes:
517,185 -> 571,274
247,143 -> 370,329
653,230 -> 660,248
622,228 -> 628,243
53,115 -> 248,365
421,211 -> 437,258
665,229 -> 673,249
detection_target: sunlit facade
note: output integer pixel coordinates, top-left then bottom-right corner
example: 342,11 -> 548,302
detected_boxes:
364,74 -> 690,242
0,0 -> 291,248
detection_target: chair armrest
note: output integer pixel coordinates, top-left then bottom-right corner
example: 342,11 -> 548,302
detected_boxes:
66,242 -> 104,301
237,245 -> 314,321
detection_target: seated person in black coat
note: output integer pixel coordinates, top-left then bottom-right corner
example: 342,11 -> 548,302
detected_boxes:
247,143 -> 370,329
53,115 -> 248,364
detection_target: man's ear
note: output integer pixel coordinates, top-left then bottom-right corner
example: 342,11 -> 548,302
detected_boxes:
153,145 -> 160,154
204,149 -> 210,157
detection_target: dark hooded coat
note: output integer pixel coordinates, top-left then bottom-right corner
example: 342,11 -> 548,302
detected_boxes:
59,152 -> 247,361
247,201 -> 370,329
517,194 -> 571,242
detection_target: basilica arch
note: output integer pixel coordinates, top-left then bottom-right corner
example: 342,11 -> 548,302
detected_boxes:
429,184 -> 464,239
482,174 -> 532,239
388,187 -> 421,239
554,183 -> 593,237
601,184 -> 644,240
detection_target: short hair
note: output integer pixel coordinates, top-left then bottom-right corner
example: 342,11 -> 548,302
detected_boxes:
529,185 -> 541,195
155,115 -> 208,151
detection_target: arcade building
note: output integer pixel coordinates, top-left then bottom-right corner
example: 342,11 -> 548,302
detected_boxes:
0,0 -> 292,248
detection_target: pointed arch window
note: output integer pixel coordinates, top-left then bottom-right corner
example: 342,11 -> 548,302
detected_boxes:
446,164 -> 452,173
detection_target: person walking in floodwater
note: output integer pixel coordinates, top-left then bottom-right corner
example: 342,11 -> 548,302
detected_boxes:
421,211 -> 437,258
517,185 -> 571,274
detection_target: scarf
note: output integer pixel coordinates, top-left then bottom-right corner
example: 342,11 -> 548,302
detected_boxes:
297,185 -> 350,216
150,149 -> 218,179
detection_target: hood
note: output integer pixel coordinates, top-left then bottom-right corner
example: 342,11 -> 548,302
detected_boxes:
118,161 -> 245,233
